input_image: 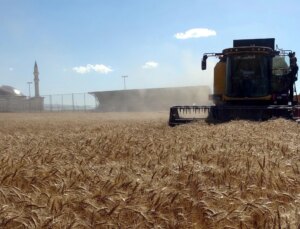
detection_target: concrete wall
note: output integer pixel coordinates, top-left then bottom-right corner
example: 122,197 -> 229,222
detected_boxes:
90,86 -> 211,112
0,96 -> 44,112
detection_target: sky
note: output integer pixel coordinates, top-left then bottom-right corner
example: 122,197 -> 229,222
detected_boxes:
1,0 -> 300,96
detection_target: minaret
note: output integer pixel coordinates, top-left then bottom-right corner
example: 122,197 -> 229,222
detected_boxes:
33,61 -> 40,97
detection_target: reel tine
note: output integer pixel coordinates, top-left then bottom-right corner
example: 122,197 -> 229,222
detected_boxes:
169,105 -> 210,126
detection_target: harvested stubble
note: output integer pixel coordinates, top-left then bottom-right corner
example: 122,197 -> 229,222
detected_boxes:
0,112 -> 299,228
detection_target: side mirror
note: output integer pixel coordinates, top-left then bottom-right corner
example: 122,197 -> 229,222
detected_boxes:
201,55 -> 207,70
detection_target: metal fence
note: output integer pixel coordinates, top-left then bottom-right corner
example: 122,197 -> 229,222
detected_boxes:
42,93 -> 98,112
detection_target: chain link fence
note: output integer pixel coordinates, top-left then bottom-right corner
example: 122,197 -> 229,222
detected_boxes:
42,93 -> 98,112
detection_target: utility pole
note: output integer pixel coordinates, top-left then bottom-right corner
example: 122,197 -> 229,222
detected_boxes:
121,75 -> 128,90
27,82 -> 32,98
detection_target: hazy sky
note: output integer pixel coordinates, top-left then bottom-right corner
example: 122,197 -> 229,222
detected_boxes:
1,0 -> 300,95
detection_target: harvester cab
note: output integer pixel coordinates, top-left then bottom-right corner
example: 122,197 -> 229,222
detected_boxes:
169,38 -> 299,126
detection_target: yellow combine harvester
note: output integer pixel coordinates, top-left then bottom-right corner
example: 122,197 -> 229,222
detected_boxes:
169,38 -> 299,126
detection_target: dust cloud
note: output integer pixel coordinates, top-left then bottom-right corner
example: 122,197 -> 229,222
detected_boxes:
92,86 -> 212,112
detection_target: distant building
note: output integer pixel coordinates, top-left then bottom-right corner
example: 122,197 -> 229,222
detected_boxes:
0,62 -> 44,112
0,85 -> 27,112
90,85 -> 211,112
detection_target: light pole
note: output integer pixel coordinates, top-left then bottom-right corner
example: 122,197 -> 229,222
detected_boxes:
27,82 -> 32,98
121,75 -> 128,90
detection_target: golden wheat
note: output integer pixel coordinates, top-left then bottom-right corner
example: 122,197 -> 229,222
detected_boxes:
0,112 -> 299,228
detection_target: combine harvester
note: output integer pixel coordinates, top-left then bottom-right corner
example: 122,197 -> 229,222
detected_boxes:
169,38 -> 299,126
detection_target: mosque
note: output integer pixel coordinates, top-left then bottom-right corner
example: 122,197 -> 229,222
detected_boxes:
0,62 -> 44,112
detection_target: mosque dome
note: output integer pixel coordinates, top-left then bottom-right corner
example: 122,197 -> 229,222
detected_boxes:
0,85 -> 24,97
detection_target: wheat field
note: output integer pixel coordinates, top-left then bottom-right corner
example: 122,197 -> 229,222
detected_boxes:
0,112 -> 299,228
